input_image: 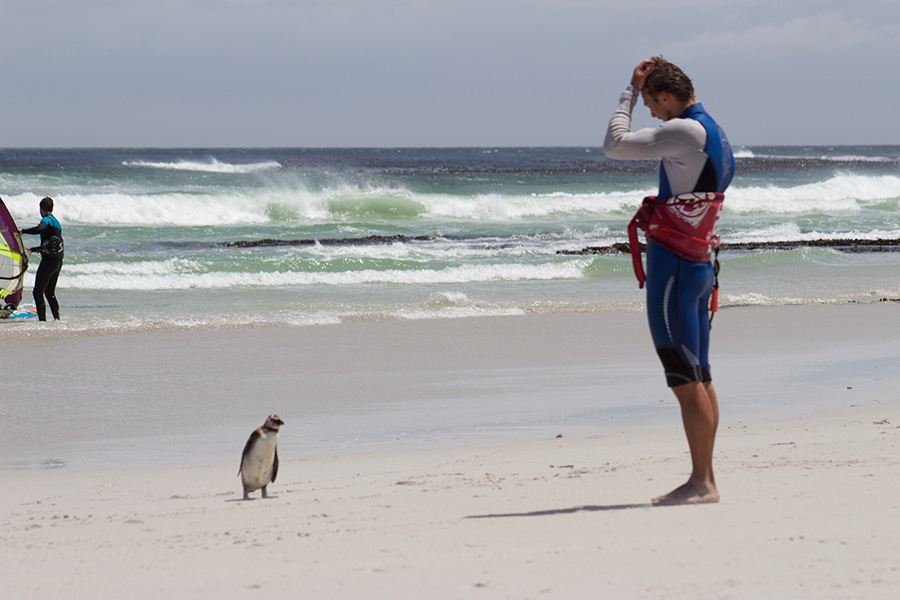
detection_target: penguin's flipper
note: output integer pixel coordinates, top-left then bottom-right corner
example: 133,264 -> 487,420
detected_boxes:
271,447 -> 279,483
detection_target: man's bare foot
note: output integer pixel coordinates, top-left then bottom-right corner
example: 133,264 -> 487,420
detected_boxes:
652,480 -> 719,506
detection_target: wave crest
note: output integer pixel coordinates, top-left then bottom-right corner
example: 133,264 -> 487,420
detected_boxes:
123,158 -> 281,174
726,174 -> 900,214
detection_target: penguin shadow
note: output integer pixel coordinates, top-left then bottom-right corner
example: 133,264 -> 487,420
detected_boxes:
225,495 -> 279,503
465,503 -> 652,519
225,487 -> 279,503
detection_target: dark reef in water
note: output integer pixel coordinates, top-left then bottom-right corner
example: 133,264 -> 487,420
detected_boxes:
227,236 -> 900,253
227,234 -> 435,248
558,239 -> 900,255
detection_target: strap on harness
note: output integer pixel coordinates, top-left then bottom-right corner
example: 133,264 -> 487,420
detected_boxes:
627,197 -> 655,289
709,246 -> 720,326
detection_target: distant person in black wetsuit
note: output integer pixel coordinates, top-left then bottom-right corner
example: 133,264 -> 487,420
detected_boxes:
20,197 -> 64,321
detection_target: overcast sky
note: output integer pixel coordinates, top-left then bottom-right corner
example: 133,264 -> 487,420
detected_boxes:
2,0 -> 898,147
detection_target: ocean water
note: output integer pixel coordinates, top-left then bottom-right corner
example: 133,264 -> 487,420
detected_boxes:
1,146 -> 898,331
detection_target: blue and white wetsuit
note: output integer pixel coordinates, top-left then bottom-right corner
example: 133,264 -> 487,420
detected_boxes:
604,84 -> 735,387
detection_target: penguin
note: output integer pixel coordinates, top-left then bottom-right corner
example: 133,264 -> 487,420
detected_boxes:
238,415 -> 284,500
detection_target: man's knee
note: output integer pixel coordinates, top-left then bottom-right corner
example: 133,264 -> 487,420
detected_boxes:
656,346 -> 711,388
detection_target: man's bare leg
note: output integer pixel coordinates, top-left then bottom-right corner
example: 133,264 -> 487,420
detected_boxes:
653,381 -> 720,506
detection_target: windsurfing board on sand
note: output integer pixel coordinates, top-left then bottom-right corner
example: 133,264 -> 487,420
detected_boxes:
1,303 -> 38,320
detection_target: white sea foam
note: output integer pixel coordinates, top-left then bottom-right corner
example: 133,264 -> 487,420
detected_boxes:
65,258 -> 204,276
721,292 -> 808,306
14,186 -> 640,226
739,150 -> 897,162
28,188 -> 334,226
123,158 -> 281,173
294,236 -> 570,263
392,304 -> 527,321
52,258 -> 592,291
424,291 -> 474,308
724,222 -> 900,243
725,174 -> 900,214
15,171 -> 898,227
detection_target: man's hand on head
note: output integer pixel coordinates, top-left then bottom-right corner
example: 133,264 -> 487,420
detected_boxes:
631,59 -> 654,91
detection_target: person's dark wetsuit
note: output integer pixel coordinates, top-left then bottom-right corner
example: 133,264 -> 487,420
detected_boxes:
21,214 -> 64,321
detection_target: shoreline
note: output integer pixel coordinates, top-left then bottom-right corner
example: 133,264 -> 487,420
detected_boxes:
2,302 -> 898,471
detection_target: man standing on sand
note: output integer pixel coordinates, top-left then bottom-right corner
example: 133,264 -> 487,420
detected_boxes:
603,57 -> 735,505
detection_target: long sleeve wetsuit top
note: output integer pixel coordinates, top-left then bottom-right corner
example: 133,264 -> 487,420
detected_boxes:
603,85 -> 733,198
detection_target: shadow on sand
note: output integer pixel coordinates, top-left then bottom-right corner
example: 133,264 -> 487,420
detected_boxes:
465,503 -> 652,519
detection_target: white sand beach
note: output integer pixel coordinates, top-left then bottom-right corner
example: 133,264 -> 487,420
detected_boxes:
2,303 -> 899,598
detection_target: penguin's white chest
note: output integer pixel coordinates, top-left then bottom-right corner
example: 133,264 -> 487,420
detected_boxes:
241,432 -> 278,490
